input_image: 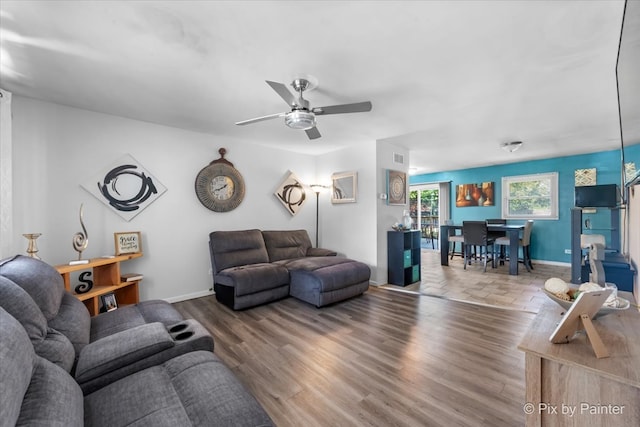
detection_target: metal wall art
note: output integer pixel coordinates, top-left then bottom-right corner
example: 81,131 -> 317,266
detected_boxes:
275,171 -> 306,215
82,154 -> 167,221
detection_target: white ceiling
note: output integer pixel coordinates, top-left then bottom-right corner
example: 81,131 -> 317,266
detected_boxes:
0,1 -> 629,173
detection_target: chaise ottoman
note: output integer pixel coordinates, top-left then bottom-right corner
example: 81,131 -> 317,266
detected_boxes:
279,257 -> 371,307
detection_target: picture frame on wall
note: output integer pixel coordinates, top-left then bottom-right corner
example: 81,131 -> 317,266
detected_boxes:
114,231 -> 142,256
455,182 -> 495,207
100,293 -> 118,312
386,169 -> 407,205
331,171 -> 357,204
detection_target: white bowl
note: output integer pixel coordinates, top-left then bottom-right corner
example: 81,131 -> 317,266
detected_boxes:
542,289 -> 630,319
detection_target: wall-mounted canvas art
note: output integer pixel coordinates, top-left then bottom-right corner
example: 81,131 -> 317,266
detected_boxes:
274,171 -> 306,215
455,182 -> 494,207
386,169 -> 406,205
82,154 -> 167,221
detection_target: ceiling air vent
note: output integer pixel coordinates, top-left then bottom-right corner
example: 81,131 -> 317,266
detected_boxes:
393,153 -> 404,164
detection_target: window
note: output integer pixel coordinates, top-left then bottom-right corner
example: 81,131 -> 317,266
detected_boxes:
502,172 -> 558,220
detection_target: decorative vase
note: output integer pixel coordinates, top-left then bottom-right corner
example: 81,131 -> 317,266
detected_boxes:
23,233 -> 42,259
403,210 -> 413,229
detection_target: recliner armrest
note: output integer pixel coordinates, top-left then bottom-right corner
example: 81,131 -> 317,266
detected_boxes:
306,248 -> 337,257
76,319 -> 214,394
75,322 -> 173,383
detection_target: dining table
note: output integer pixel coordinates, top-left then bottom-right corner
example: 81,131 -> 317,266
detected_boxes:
440,223 -> 526,275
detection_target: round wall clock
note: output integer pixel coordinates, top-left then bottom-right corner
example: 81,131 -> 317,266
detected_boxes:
195,148 -> 245,212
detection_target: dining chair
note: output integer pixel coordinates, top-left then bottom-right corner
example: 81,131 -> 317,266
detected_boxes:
487,218 -> 507,263
495,220 -> 534,272
444,220 -> 464,259
462,221 -> 495,272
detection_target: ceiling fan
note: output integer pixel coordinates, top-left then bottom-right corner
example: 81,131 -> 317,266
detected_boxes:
235,78 -> 372,140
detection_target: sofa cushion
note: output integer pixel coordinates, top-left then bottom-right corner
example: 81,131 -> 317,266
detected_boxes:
0,255 -> 66,320
84,351 -> 274,427
90,300 -> 184,342
0,276 -> 76,371
0,307 -> 36,426
0,275 -> 48,343
0,307 -> 83,426
262,229 -> 314,261
215,263 -> 289,296
18,356 -> 84,426
284,257 -> 371,292
209,229 -> 270,272
48,292 -> 91,355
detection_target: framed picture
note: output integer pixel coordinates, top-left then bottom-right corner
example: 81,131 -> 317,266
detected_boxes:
274,170 -> 306,216
386,170 -> 407,205
331,171 -> 357,204
455,182 -> 495,207
100,293 -> 118,312
114,231 -> 142,255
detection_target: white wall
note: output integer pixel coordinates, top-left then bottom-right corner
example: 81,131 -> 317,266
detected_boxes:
375,141 -> 410,284
9,96 -> 318,301
316,141 -> 378,281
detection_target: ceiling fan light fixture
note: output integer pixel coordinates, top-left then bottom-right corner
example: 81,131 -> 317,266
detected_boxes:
285,110 -> 316,130
501,141 -> 523,153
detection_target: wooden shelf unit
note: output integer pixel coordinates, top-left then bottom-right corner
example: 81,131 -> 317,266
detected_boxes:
55,253 -> 142,316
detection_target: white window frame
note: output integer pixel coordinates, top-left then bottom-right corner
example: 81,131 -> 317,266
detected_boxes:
502,172 -> 559,220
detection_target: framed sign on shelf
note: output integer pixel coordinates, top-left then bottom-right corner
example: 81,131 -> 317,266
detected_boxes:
114,231 -> 142,256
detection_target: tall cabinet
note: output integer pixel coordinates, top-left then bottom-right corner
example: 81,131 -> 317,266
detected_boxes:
387,230 -> 421,286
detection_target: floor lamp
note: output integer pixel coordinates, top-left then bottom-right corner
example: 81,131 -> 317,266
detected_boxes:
310,184 -> 328,247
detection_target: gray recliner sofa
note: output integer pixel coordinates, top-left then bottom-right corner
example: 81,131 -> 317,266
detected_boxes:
209,229 -> 370,310
0,255 -> 274,425
0,255 -> 213,393
0,306 -> 274,427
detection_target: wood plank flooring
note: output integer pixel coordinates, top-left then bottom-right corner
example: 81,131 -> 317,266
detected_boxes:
174,287 -> 536,426
383,250 -> 572,313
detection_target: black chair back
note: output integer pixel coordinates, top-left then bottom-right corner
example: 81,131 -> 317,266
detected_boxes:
463,221 -> 491,245
486,218 -> 506,225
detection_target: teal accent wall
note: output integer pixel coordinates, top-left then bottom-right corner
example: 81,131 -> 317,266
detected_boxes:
410,145 -> 640,263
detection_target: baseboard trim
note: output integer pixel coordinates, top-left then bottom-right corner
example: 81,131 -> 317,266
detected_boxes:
164,289 -> 214,303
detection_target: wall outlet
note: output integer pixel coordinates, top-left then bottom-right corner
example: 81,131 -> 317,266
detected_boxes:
564,249 -> 571,254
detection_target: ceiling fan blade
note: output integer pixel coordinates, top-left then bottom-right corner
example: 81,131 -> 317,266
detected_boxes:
312,101 -> 372,115
235,112 -> 285,126
265,80 -> 298,107
305,127 -> 321,140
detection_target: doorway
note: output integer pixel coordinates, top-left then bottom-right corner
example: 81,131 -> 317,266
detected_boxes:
409,184 -> 440,250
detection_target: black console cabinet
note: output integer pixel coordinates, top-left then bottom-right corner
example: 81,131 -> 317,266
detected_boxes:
387,230 -> 421,286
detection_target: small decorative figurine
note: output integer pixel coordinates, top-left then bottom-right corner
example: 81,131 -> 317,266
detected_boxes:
23,233 -> 42,259
72,204 -> 89,261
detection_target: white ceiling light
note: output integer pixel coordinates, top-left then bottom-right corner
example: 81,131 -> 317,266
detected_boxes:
501,141 -> 523,152
284,110 -> 316,130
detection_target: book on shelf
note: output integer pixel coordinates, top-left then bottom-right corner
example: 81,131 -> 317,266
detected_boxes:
120,273 -> 144,282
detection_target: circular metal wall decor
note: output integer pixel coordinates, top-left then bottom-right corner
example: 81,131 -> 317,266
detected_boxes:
195,148 -> 245,212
